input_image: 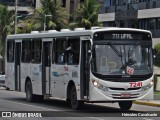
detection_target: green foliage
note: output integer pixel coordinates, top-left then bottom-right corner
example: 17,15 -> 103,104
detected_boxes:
0,5 -> 14,56
154,74 -> 157,91
154,44 -> 160,67
17,10 -> 43,33
18,0 -> 69,33
71,0 -> 101,29
40,0 -> 69,31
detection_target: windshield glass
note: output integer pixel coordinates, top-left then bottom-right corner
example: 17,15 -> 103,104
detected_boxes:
92,44 -> 153,76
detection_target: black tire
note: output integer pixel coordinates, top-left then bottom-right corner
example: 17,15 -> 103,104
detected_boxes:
70,85 -> 83,110
118,101 -> 132,110
36,95 -> 44,102
6,87 -> 10,90
25,81 -> 36,102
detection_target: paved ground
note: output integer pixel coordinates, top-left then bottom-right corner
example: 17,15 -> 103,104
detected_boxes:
0,87 -> 160,120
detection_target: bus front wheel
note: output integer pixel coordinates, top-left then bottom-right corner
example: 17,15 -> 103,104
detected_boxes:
118,101 -> 132,110
26,81 -> 36,102
70,85 -> 83,110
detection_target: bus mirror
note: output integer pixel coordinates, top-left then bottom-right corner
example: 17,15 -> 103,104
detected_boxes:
88,50 -> 92,55
89,39 -> 93,63
65,46 -> 72,53
0,71 -> 5,75
152,48 -> 157,65
66,46 -> 72,51
88,50 -> 92,63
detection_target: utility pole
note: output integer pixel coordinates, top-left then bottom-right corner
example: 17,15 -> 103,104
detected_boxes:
44,14 -> 46,31
44,14 -> 52,31
14,0 -> 18,34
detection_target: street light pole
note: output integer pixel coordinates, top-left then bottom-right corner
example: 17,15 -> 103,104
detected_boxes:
44,14 -> 52,31
44,14 -> 46,31
14,0 -> 18,34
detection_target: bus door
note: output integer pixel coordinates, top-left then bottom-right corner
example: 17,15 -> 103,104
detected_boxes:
15,40 -> 21,91
80,38 -> 91,100
42,40 -> 52,95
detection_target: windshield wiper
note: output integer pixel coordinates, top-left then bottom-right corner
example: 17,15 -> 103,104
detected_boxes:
128,45 -> 138,58
109,43 -> 124,67
109,44 -> 122,57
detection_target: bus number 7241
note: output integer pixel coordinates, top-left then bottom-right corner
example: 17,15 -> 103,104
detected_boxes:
129,82 -> 142,88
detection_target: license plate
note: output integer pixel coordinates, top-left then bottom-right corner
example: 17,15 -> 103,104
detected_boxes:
121,93 -> 131,97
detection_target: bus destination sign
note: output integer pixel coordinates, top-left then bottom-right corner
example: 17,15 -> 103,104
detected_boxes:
93,31 -> 151,41
112,34 -> 133,39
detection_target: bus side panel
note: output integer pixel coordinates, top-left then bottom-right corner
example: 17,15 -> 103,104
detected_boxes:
5,63 -> 15,90
50,65 -> 81,100
31,64 -> 42,95
20,63 -> 31,92
63,65 -> 81,100
50,65 -> 66,99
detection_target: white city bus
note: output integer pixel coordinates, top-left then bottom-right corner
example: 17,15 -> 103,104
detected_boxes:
5,27 -> 154,110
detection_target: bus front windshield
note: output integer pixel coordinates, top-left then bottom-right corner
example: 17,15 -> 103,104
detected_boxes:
92,44 -> 153,76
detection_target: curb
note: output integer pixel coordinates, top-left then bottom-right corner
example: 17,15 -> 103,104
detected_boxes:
134,100 -> 160,107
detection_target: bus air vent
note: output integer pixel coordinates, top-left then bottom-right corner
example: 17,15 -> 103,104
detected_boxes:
109,87 -> 141,91
48,30 -> 58,33
74,28 -> 85,31
60,29 -> 71,32
91,26 -> 100,30
31,31 -> 39,34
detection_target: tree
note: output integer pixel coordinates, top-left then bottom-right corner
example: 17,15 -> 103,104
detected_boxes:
18,0 -> 69,32
17,9 -> 43,33
0,5 -> 14,71
154,44 -> 160,67
40,0 -> 69,31
71,0 -> 101,29
0,5 -> 14,57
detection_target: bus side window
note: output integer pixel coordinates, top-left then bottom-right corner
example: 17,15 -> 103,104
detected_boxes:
21,40 -> 31,63
52,39 -> 55,63
55,38 -> 67,64
31,39 -> 42,63
67,37 -> 80,65
7,41 -> 15,62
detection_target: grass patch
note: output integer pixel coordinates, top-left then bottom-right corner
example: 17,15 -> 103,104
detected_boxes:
154,91 -> 160,95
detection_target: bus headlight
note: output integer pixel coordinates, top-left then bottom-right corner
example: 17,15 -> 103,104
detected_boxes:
92,80 -> 99,87
92,80 -> 108,91
141,81 -> 153,91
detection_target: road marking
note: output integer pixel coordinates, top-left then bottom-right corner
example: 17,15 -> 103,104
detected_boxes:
142,118 -> 154,120
0,99 -> 59,111
88,117 -> 105,120
0,99 -> 105,119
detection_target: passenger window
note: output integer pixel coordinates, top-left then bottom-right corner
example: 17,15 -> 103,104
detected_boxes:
21,40 -> 31,63
55,38 -> 67,64
31,39 -> 42,63
52,39 -> 55,63
7,41 -> 15,62
67,37 -> 80,65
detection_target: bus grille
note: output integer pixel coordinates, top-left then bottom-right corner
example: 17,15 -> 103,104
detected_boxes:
112,97 -> 138,99
0,80 -> 5,84
109,87 -> 141,91
111,93 -> 139,99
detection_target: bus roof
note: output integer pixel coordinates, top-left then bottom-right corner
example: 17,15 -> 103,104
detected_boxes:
7,27 -> 151,40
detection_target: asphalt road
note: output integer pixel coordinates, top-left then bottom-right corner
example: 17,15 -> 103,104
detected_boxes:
0,87 -> 160,120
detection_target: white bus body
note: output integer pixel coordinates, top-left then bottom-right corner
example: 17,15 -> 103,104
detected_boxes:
5,27 -> 154,110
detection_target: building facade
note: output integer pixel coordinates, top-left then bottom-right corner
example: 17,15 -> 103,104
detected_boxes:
0,0 -> 82,16
98,0 -> 160,45
0,0 -> 36,14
